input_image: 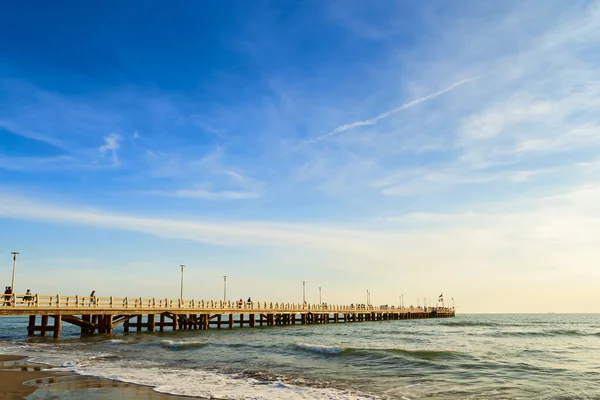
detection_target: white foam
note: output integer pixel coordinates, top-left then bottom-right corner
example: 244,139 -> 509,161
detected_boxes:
159,339 -> 206,349
296,343 -> 346,354
1,341 -> 378,399
75,364 -> 379,400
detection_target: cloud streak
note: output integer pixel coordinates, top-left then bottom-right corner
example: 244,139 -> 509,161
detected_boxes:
0,193 -> 396,261
300,77 -> 479,146
151,188 -> 260,200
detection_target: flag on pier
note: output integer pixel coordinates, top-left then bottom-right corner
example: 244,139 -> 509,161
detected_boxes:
438,293 -> 443,302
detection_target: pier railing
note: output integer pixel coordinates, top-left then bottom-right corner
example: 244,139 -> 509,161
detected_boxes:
1,293 -> 453,313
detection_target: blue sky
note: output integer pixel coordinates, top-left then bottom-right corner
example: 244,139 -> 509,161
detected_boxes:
1,0 -> 599,312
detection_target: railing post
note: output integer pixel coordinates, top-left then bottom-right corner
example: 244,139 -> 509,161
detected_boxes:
57,295 -> 60,307
75,295 -> 79,307
110,296 -> 113,307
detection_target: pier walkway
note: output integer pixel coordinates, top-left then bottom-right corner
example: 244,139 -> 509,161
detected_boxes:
0,293 -> 455,339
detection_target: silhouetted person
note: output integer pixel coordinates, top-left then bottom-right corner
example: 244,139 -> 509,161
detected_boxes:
3,286 -> 9,306
90,290 -> 96,306
23,289 -> 32,303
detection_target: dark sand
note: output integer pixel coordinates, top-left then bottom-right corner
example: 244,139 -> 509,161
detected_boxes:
0,355 -> 196,400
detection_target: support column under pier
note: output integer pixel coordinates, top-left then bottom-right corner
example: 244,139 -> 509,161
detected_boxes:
40,316 -> 48,337
28,315 -> 36,336
148,314 -> 155,332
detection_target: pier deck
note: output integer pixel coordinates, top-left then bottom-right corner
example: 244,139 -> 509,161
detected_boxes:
0,294 -> 455,338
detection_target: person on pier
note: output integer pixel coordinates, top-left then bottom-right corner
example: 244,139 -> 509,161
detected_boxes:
23,289 -> 33,304
89,290 -> 96,306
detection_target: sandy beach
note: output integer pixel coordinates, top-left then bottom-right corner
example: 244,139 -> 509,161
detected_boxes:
0,355 -> 58,400
0,354 -> 196,400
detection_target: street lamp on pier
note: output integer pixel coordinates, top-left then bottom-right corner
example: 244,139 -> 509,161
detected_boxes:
302,281 -> 306,303
223,276 -> 227,302
319,286 -> 322,305
10,252 -> 19,296
180,265 -> 185,300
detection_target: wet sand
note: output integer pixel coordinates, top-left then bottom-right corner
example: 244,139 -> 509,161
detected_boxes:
0,355 -> 198,400
0,355 -> 58,400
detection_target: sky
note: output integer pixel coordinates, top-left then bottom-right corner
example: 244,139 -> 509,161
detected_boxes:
1,0 -> 599,313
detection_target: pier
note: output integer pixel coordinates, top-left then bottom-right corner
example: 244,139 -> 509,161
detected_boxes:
0,294 -> 455,339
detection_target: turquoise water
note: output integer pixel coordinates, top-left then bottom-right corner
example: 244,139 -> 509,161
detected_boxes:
1,314 -> 599,399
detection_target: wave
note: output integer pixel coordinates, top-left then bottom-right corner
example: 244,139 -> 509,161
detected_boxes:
294,343 -> 461,361
375,348 -> 460,361
68,364 -> 380,399
296,343 -> 347,354
492,329 -> 596,337
159,340 -> 207,350
439,321 -> 501,327
59,353 -> 122,369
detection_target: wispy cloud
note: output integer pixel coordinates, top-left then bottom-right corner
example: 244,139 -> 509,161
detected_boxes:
151,188 -> 259,200
98,133 -> 123,167
0,155 -> 74,171
0,193 -> 395,261
300,77 -> 479,146
0,119 -> 67,150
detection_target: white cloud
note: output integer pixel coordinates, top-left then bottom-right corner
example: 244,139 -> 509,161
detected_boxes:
0,193 -> 396,262
98,133 -> 123,167
155,188 -> 259,200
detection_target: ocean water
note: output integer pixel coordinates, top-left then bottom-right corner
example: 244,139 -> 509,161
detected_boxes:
1,314 -> 599,399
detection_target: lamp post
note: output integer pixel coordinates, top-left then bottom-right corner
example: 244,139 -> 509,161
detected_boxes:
10,252 -> 19,296
401,294 -> 404,309
319,286 -> 322,305
302,281 -> 306,303
366,289 -> 370,306
180,265 -> 185,300
223,276 -> 227,302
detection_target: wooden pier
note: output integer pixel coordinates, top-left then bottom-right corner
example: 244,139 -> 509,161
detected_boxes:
0,294 -> 455,339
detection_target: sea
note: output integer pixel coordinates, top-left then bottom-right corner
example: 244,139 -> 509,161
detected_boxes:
0,314 -> 599,399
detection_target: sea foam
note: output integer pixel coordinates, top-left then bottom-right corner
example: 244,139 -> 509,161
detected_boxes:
75,364 -> 380,400
295,343 -> 346,354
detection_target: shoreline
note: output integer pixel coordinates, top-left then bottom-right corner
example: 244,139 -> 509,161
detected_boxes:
0,354 -> 198,400
0,354 -> 61,399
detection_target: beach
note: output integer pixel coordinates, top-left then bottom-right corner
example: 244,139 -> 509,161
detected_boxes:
0,354 -> 193,400
0,355 -> 57,400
